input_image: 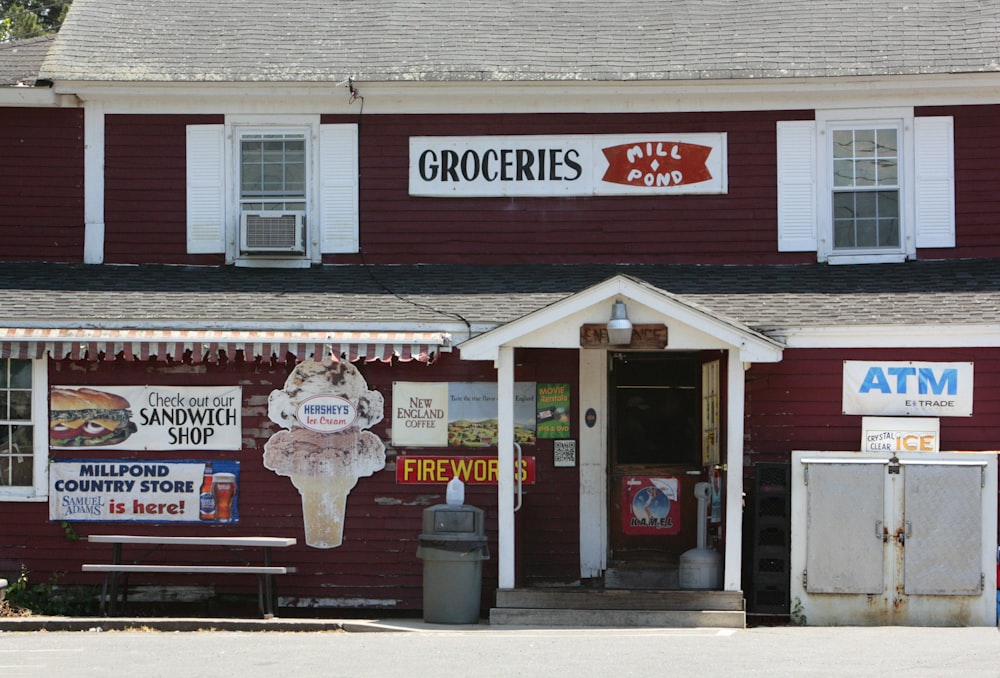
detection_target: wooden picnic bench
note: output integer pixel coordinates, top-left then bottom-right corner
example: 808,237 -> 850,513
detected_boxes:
83,535 -> 296,618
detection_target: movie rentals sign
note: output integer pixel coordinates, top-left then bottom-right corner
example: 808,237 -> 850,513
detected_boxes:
49,385 -> 242,450
842,361 -> 973,417
410,134 -> 727,197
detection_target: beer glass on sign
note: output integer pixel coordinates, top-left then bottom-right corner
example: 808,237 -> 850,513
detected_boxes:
212,472 -> 237,523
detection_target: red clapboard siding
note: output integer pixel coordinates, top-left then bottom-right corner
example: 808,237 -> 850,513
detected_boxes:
9,348 -> 579,610
745,348 -> 1000,465
103,114 -> 224,265
0,107 -> 84,261
340,110 -> 814,266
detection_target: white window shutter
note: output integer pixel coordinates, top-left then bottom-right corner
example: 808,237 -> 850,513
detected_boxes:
914,116 -> 955,249
319,124 -> 359,254
186,125 -> 227,254
776,120 -> 818,252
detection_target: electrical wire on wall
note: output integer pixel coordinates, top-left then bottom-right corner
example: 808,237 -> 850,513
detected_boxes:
344,77 -> 473,341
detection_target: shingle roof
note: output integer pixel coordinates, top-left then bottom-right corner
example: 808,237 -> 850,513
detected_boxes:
2,260 -> 999,340
39,0 -> 1000,83
0,35 -> 55,86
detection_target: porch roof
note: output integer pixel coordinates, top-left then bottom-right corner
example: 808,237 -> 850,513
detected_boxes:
1,259 -> 1000,359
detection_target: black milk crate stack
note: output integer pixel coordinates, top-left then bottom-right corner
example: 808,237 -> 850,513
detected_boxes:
747,463 -> 791,615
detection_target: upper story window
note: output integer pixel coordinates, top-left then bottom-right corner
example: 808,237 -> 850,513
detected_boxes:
0,359 -> 47,501
777,109 -> 954,264
186,117 -> 358,268
831,126 -> 900,252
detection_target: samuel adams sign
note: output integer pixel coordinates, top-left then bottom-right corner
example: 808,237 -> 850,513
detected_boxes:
409,134 -> 727,197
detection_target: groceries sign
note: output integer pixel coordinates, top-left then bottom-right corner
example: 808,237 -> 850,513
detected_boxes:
409,134 -> 727,197
842,361 -> 973,417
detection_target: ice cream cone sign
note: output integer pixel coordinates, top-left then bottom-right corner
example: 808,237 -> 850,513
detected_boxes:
264,360 -> 386,548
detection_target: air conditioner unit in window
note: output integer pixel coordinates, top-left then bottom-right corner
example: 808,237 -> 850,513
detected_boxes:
240,211 -> 306,254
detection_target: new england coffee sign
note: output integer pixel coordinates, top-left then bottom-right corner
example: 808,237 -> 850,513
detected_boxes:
410,134 -> 727,197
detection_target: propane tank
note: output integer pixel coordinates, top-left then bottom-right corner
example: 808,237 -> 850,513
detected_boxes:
678,481 -> 723,589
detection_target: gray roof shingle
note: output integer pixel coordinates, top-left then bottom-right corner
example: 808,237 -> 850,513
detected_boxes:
2,260 -> 999,341
0,35 -> 55,86
38,0 -> 1000,83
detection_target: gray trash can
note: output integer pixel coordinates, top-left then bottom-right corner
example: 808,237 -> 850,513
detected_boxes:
416,503 -> 489,624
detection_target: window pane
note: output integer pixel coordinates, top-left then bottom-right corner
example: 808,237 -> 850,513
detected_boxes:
262,163 -> 285,192
241,140 -> 262,162
876,128 -> 898,155
854,129 -> 876,157
855,191 -> 877,218
877,159 -> 898,186
878,190 -> 899,218
855,160 -> 878,186
9,360 -> 30,388
833,159 -> 855,187
833,221 -> 855,248
832,130 -> 854,158
833,192 -> 855,220
856,219 -> 878,247
10,457 -> 32,486
879,218 -> 900,247
262,141 -> 286,163
241,165 -> 263,194
9,391 -> 30,420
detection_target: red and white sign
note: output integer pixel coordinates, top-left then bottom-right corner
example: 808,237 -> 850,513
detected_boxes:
410,134 -> 727,197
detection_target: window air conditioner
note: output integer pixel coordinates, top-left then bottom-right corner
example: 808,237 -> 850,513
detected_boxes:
240,211 -> 306,254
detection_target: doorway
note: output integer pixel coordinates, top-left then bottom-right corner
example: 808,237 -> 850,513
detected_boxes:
608,352 -> 707,575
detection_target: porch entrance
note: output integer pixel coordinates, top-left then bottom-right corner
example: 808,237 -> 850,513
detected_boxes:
607,351 -> 721,587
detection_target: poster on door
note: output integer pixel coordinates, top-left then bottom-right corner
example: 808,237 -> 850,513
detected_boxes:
622,476 -> 681,535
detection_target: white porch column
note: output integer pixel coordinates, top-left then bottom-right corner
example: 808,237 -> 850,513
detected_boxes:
496,345 -> 516,589
724,352 -> 746,592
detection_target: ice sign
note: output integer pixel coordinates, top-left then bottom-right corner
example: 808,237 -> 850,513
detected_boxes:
296,394 -> 358,433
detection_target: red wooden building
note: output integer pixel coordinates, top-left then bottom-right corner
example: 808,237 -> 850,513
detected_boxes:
1,0 -> 999,625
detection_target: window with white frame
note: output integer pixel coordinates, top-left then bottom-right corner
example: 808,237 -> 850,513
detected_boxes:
186,117 -> 358,267
0,359 -> 47,501
777,109 -> 954,263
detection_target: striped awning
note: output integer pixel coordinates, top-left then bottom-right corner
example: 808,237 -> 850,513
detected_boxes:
0,328 -> 451,363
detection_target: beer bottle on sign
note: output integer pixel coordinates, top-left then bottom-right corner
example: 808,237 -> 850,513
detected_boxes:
199,462 -> 215,520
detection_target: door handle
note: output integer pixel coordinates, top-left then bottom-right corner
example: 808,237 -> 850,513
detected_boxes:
513,442 -> 523,513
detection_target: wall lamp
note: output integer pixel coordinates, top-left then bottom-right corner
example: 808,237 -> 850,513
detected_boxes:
606,300 -> 633,345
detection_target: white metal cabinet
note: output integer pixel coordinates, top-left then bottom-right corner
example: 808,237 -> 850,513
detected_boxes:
790,451 -> 997,626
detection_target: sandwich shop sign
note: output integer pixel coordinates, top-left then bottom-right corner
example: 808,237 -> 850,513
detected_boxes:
410,134 -> 727,197
842,361 -> 973,417
49,385 -> 242,450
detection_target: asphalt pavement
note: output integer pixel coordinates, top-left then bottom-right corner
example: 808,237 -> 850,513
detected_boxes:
0,617 -> 998,677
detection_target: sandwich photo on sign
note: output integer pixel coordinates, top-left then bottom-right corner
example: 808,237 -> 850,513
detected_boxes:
49,387 -> 138,448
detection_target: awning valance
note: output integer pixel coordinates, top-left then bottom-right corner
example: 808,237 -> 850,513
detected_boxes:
0,328 -> 450,364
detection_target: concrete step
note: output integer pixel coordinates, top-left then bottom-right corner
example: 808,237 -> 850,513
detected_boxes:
489,607 -> 746,628
495,587 -> 744,611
